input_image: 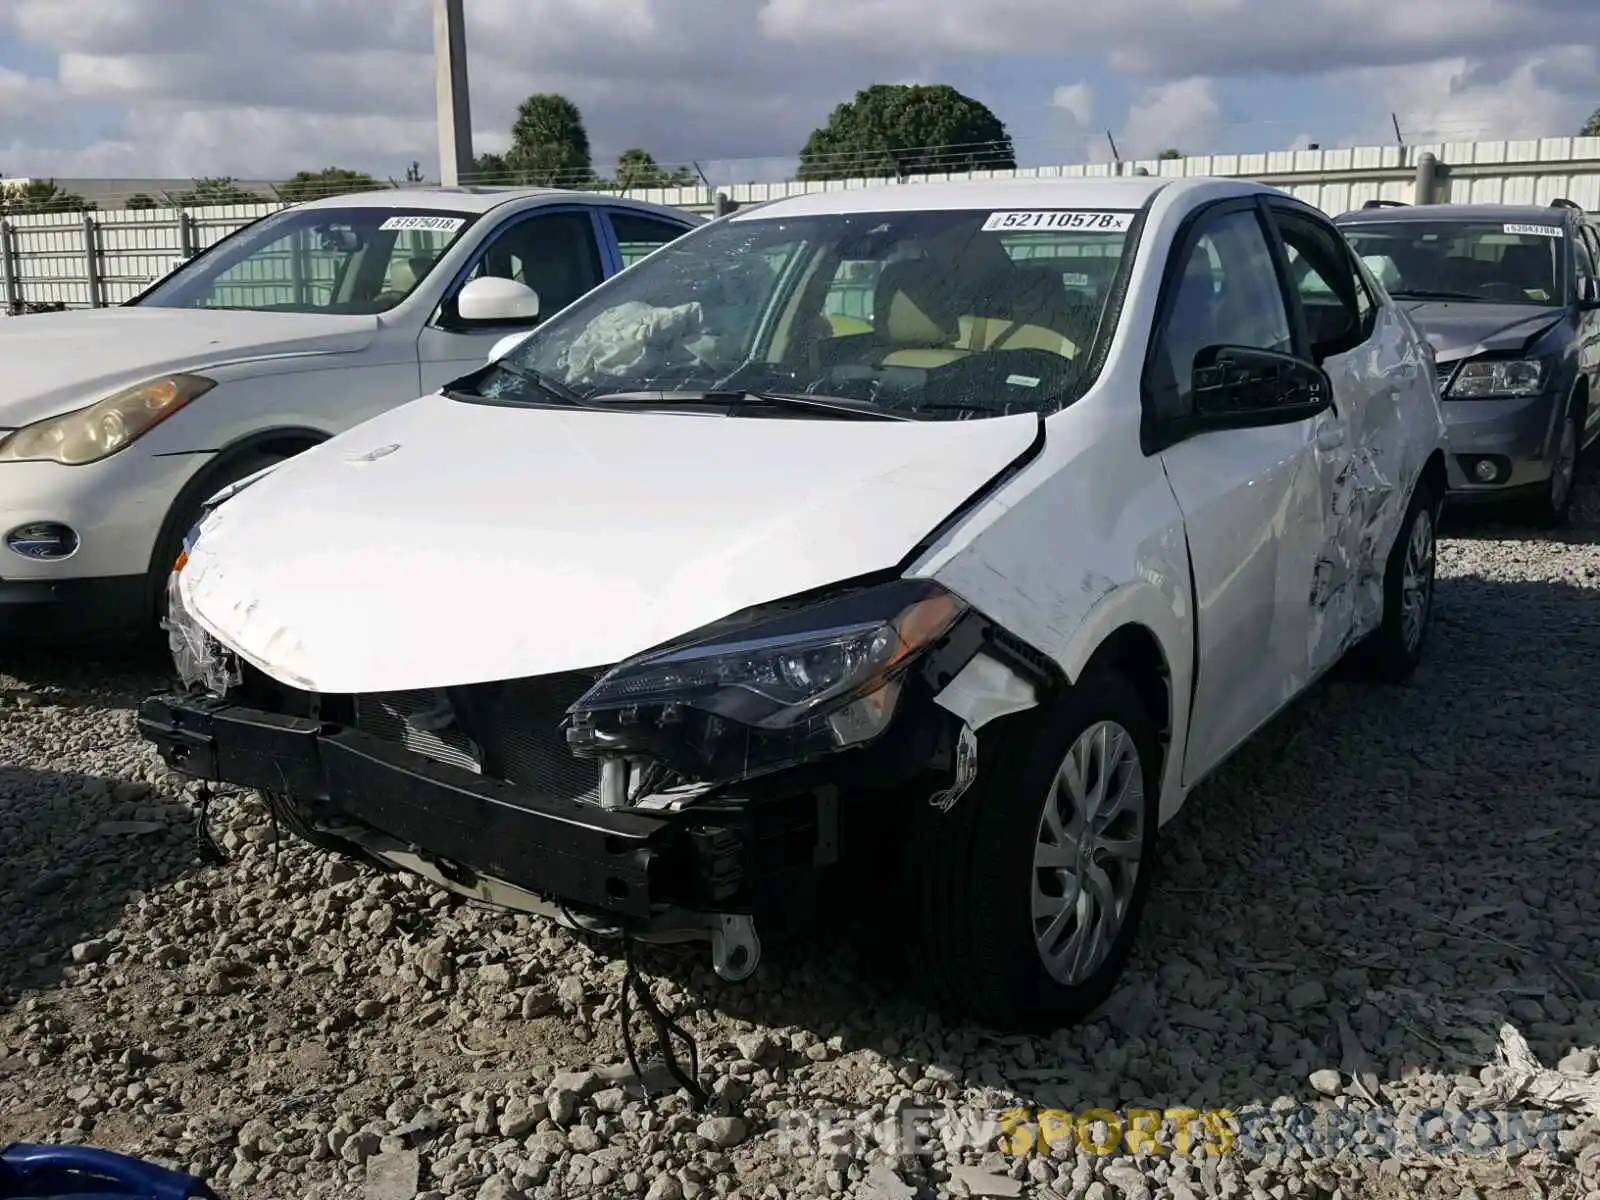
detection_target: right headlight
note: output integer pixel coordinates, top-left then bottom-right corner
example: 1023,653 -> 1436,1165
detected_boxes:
1444,357 -> 1550,399
565,579 -> 967,783
0,373 -> 216,465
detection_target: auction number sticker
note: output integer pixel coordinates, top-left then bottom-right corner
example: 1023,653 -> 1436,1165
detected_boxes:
982,210 -> 1133,232
380,215 -> 467,233
1503,223 -> 1563,238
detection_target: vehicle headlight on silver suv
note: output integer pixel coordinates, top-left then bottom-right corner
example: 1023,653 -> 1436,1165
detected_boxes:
1445,358 -> 1549,399
565,579 -> 967,783
0,373 -> 216,465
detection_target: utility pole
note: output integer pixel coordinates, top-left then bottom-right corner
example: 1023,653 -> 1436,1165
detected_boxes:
433,0 -> 474,185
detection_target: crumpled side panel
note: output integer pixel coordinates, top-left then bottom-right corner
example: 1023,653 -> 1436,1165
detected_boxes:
1305,308 -> 1440,674
557,300 -> 705,386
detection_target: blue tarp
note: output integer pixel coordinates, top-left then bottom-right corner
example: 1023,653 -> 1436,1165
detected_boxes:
0,1143 -> 220,1199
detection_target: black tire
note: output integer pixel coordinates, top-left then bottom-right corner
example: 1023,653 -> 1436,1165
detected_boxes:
1528,405 -> 1580,530
896,668 -> 1162,1033
1345,477 -> 1440,684
147,450 -> 286,635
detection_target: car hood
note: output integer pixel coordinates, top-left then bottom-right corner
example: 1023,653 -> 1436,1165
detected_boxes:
0,307 -> 378,427
177,393 -> 1042,694
1393,300 -> 1566,363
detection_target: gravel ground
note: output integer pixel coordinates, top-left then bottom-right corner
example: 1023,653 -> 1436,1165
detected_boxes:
4,472 -> 1600,1200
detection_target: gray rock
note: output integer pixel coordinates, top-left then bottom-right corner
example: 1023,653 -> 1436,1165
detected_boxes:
696,1116 -> 747,1147
947,1164 -> 1024,1197
476,1176 -> 526,1200
592,1087 -> 628,1114
363,1149 -> 420,1200
1285,981 -> 1328,1011
69,940 -> 111,965
1308,1069 -> 1342,1096
548,1089 -> 579,1126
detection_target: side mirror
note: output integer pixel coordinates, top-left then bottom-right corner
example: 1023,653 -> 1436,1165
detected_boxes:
1190,344 -> 1332,427
455,276 -> 541,326
1579,277 -> 1600,310
487,329 -> 536,364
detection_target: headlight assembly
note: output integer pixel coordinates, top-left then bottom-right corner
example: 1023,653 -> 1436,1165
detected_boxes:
0,373 -> 216,465
566,579 -> 967,783
1445,358 -> 1549,399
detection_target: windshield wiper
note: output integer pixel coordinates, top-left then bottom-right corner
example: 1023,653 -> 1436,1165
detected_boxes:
585,389 -> 912,421
1389,288 -> 1485,302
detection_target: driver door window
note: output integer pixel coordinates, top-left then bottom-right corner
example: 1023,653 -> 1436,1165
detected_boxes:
1271,207 -> 1374,361
460,210 -> 603,321
1150,207 -> 1293,424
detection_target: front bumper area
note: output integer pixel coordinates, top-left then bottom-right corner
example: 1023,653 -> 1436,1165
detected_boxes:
0,573 -> 150,639
1440,391 -> 1561,498
137,691 -> 831,936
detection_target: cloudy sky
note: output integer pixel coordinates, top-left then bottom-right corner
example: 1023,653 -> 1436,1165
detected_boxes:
0,0 -> 1596,189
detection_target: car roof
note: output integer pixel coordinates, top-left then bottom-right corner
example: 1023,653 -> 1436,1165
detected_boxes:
728,176 -> 1289,221
1334,202 -> 1584,227
289,186 -> 703,223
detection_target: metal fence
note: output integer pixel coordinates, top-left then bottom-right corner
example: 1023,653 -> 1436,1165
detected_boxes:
3,135 -> 1597,314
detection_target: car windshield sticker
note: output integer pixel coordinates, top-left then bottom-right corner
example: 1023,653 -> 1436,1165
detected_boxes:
380,215 -> 467,233
981,210 -> 1134,232
1503,223 -> 1563,238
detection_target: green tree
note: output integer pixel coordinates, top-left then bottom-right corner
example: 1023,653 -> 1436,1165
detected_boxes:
275,167 -> 382,203
797,83 -> 1016,181
167,177 -> 264,207
1158,147 -> 1183,160
0,178 -> 94,214
507,93 -> 593,187
1582,107 -> 1600,138
470,152 -> 516,185
612,147 -> 697,190
125,192 -> 159,209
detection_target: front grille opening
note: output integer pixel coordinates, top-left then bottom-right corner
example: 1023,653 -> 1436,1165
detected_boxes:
352,670 -> 606,803
354,689 -> 483,773
483,672 -> 603,803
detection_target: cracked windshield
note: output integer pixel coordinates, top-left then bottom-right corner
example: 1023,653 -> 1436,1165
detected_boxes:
467,209 -> 1133,420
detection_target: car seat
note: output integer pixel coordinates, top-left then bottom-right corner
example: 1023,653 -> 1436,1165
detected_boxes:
955,261 -> 1083,358
872,259 -> 967,368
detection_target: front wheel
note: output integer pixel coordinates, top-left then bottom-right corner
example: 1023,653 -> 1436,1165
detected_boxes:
1528,407 -> 1579,529
898,669 -> 1161,1032
1345,477 -> 1439,684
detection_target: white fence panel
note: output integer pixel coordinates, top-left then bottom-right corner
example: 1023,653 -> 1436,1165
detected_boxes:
3,136 -> 1597,314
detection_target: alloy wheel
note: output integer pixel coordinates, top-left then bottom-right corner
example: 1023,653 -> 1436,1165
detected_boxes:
1550,414 -> 1578,515
1400,504 -> 1435,656
1030,720 -> 1146,986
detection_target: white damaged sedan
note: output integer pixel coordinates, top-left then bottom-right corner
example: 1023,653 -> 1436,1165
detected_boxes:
139,177 -> 1447,1032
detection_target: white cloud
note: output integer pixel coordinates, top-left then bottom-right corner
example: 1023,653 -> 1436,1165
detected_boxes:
1341,46 -> 1599,144
1119,78 -> 1222,159
1050,82 -> 1095,128
0,0 -> 1595,183
757,0 -> 1600,82
0,0 -> 928,178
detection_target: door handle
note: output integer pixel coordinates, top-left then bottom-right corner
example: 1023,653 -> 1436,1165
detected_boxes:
1316,422 -> 1346,450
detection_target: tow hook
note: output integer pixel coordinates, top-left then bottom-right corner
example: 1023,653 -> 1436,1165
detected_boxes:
711,914 -> 760,981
